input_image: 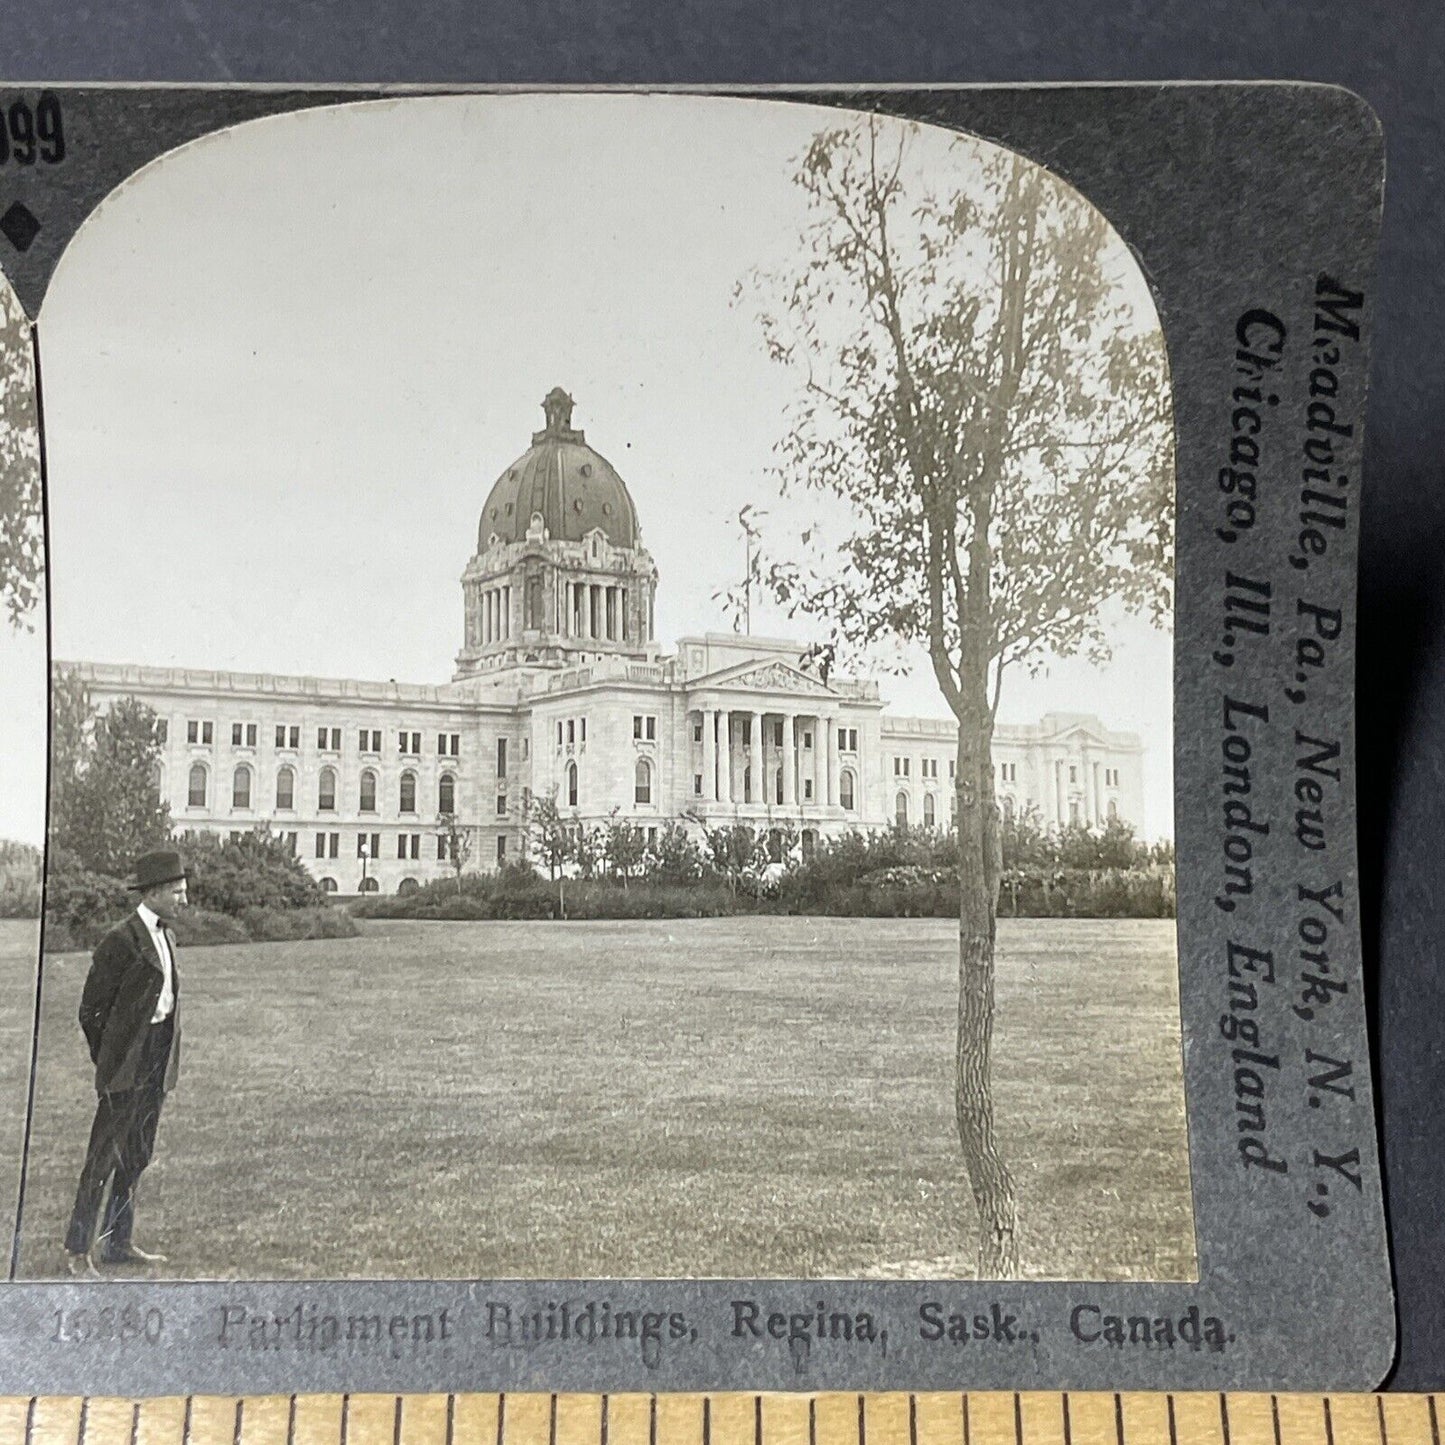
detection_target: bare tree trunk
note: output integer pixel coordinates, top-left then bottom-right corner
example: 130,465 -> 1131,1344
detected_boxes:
954,709 -> 1019,1277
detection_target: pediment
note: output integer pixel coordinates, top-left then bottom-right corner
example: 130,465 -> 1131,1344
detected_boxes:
696,658 -> 836,697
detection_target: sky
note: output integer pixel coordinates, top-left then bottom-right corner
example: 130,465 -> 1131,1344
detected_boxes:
0,93 -> 1174,844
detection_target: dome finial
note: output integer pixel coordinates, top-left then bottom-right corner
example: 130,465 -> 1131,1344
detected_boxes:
542,386 -> 575,436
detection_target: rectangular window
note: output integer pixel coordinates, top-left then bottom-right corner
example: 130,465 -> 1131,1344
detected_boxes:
567,719 -> 575,744
188,720 -> 199,744
397,835 -> 407,859
437,835 -> 448,861
246,724 -> 257,747
360,730 -> 369,752
438,733 -> 447,756
633,715 -> 643,739
647,827 -> 657,848
284,832 -> 297,855
740,719 -> 750,745
315,833 -> 326,858
522,737 -> 529,761
497,738 -> 508,777
361,729 -> 381,753
496,793 -> 507,817
411,834 -> 421,859
1069,765 -> 1078,784
400,731 -> 409,754
693,721 -> 703,743
329,833 -> 339,859
331,728 -> 341,751
645,716 -> 656,741
372,832 -> 381,859
277,724 -> 287,748
694,774 -> 703,796
232,723 -> 243,746
774,720 -> 784,748
804,778 -> 814,800
580,718 -> 587,743
803,730 -> 813,749
319,727 -> 328,750
357,834 -> 368,858
557,721 -> 564,746
949,759 -> 956,779
496,835 -> 507,865
156,719 -> 168,744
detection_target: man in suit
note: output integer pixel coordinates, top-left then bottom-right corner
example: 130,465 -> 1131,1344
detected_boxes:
64,848 -> 186,1275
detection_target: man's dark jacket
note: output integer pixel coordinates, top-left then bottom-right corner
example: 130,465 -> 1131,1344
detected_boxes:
78,912 -> 181,1094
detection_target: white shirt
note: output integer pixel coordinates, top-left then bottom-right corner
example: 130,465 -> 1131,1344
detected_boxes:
136,902 -> 175,1023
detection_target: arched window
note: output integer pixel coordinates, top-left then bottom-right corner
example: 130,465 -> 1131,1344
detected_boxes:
318,766 -> 337,812
767,828 -> 783,863
232,764 -> 252,810
359,876 -> 379,893
149,760 -> 164,792
923,794 -> 936,829
567,761 -> 579,809
360,768 -> 377,813
400,770 -> 417,813
1002,795 -> 1016,822
398,877 -> 419,896
319,876 -> 338,893
895,791 -> 909,829
438,772 -> 456,815
839,769 -> 856,811
187,762 -> 207,809
635,758 -> 652,805
801,829 -> 817,859
1107,799 -> 1118,821
275,765 -> 295,811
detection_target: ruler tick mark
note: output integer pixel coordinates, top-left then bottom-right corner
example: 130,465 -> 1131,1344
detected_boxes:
703,1396 -> 711,1445
394,1396 -> 404,1445
287,1396 -> 297,1445
1062,1395 -> 1072,1445
858,1393 -> 867,1445
183,1395 -> 194,1445
1015,1395 -> 1023,1445
234,1398 -> 244,1445
445,1396 -> 455,1445
1220,1395 -> 1231,1445
1324,1397 -> 1335,1445
1115,1394 -> 1125,1445
1166,1396 -> 1177,1445
912,1394 -> 919,1445
963,1393 -> 972,1445
809,1397 -> 817,1445
753,1396 -> 761,1445
129,1401 -> 139,1445
1271,1396 -> 1281,1445
1429,1397 -> 1440,1445
22,1398 -> 34,1445
650,1394 -> 657,1445
497,1394 -> 507,1445
549,1395 -> 557,1445
341,1395 -> 350,1445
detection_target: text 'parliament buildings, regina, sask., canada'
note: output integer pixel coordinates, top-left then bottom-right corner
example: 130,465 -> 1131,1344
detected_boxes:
61,387 -> 1146,896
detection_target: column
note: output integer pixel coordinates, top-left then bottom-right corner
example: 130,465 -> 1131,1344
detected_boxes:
621,588 -> 629,642
703,708 -> 717,802
824,717 -> 835,807
503,585 -> 511,639
783,714 -> 796,805
721,711 -> 734,803
750,710 -> 763,805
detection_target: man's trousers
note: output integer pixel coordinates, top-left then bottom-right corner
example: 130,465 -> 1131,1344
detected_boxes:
65,1017 -> 174,1258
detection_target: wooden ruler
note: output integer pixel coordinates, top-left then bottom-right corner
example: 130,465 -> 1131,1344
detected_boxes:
0,1395 -> 1436,1445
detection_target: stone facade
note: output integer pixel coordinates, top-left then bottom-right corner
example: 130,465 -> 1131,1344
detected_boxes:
61,390 -> 1148,893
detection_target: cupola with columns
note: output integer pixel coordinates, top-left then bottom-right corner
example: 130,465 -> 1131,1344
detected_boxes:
455,388 -> 660,679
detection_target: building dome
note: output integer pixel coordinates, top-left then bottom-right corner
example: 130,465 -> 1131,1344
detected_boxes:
477,388 -> 640,551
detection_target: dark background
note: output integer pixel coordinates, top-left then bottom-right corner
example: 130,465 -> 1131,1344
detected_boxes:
0,0 -> 1439,1389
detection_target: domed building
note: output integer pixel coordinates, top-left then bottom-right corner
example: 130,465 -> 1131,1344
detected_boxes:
455,388 -> 658,678
61,389 -> 1147,893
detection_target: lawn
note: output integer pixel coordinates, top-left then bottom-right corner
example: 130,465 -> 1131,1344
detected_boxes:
13,915 -> 1194,1282
0,920 -> 39,1237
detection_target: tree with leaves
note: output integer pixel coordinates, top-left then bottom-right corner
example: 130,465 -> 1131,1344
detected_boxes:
742,117 -> 1173,1274
602,809 -> 647,888
0,284 -> 41,628
49,671 -> 172,877
436,813 -> 474,895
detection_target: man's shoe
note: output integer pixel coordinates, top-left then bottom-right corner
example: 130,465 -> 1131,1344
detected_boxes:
98,1242 -> 167,1265
64,1249 -> 98,1277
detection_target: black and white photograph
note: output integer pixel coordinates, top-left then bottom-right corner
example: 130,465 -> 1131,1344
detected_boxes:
6,93 -> 1189,1284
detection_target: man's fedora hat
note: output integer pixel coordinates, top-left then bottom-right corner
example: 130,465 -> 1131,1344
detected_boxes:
127,849 -> 190,893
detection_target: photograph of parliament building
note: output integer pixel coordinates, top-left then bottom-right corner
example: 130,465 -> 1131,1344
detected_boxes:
62,389 -> 1146,895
